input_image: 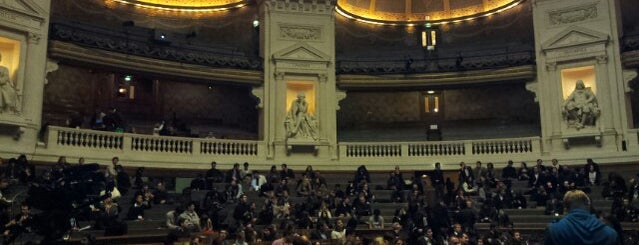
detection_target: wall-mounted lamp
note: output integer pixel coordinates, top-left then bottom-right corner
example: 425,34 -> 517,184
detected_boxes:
421,28 -> 438,51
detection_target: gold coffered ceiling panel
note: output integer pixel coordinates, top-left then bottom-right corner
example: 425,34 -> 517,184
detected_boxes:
336,0 -> 526,25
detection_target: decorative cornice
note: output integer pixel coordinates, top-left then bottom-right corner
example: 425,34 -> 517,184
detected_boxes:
48,41 -> 263,85
622,50 -> 639,68
49,22 -> 262,71
266,0 -> 334,15
622,34 -> 639,52
337,65 -> 536,89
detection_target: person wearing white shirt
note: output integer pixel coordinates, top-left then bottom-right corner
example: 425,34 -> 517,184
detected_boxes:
250,171 -> 267,191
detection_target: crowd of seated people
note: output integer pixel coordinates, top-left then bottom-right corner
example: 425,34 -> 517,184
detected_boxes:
0,155 -> 637,244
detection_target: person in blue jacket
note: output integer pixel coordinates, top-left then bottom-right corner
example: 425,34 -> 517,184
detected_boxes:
545,190 -> 618,245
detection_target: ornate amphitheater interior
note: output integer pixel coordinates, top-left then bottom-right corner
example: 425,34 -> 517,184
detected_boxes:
0,0 -> 638,244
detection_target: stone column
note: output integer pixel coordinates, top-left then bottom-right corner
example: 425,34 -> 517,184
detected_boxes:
258,0 -> 337,165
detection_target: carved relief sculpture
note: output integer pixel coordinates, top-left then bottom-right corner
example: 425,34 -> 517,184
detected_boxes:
0,52 -> 20,114
285,93 -> 318,140
562,80 -> 599,129
548,3 -> 598,25
279,25 -> 321,41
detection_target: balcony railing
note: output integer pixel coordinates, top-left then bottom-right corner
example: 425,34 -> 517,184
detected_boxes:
49,22 -> 262,70
56,128 -> 124,150
337,50 -> 535,75
44,126 -> 542,167
340,137 -> 541,159
45,126 -> 262,160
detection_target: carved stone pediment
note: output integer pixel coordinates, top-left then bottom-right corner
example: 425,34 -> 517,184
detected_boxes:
272,42 -> 331,70
0,0 -> 48,30
273,42 -> 330,63
542,26 -> 609,63
542,26 -> 608,51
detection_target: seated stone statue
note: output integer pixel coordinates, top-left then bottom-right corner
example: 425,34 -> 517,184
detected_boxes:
562,80 -> 599,129
0,52 -> 19,114
285,93 -> 318,140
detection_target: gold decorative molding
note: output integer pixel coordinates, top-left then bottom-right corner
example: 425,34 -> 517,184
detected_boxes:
335,0 -> 525,26
48,41 -> 263,85
337,65 -> 535,88
267,0 -> 334,15
109,0 -> 248,12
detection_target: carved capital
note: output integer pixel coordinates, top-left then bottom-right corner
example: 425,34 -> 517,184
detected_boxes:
251,86 -> 264,109
336,88 -> 347,110
27,32 -> 41,44
45,59 -> 60,85
525,80 -> 539,103
623,69 -> 639,92
546,62 -> 557,71
596,55 -> 608,64
274,72 -> 285,81
318,73 -> 328,82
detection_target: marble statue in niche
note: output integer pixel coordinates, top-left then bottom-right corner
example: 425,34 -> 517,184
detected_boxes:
563,80 -> 599,129
0,52 -> 20,114
285,93 -> 318,140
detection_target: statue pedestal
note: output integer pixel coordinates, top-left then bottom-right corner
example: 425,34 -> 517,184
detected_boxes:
285,138 -> 329,156
560,128 -> 603,149
0,114 -> 27,127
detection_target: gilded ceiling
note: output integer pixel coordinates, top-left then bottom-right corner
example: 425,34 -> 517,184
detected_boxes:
336,0 -> 526,25
111,0 -> 248,11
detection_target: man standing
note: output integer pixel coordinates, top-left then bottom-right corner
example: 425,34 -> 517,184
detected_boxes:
206,161 -> 224,185
544,190 -> 617,245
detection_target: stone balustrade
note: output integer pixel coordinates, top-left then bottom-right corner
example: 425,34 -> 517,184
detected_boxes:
55,127 -> 124,150
340,137 -> 541,159
43,126 -> 263,167
42,126 -> 545,169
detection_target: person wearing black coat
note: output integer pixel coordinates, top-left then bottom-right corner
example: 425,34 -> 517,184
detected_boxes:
502,160 -> 518,179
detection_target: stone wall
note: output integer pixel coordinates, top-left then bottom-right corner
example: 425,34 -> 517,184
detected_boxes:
159,80 -> 258,134
338,91 -> 421,127
43,64 -> 112,126
621,0 -> 639,35
44,64 -> 259,137
338,83 -> 538,128
443,84 -> 539,121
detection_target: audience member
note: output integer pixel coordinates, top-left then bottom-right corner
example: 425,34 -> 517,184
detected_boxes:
518,162 -> 530,181
545,190 -> 617,245
126,194 -> 151,221
280,164 -> 295,180
226,163 -> 242,183
206,161 -> 224,184
502,160 -> 517,180
369,209 -> 385,229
